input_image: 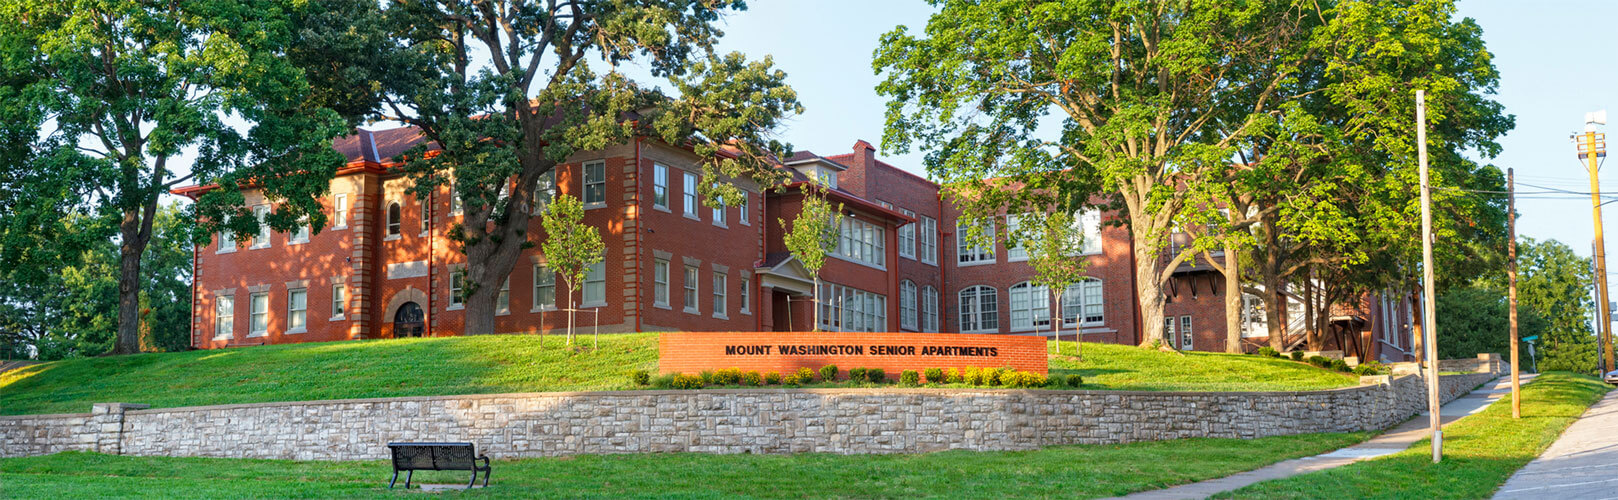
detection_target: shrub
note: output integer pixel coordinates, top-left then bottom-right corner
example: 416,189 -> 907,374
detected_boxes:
923,368 -> 945,384
698,370 -> 716,385
984,367 -> 1005,386
795,367 -> 816,382
1001,371 -> 1047,388
848,367 -> 868,383
764,371 -> 782,385
900,370 -> 920,386
650,374 -> 676,389
1257,346 -> 1279,358
1352,361 -> 1388,376
1289,351 -> 1305,361
716,368 -> 743,385
867,368 -> 886,383
963,366 -> 984,385
1065,374 -> 1083,387
1307,356 -> 1331,368
671,373 -> 704,389
630,369 -> 651,386
1330,359 -> 1350,372
781,374 -> 800,386
947,368 -> 964,384
819,365 -> 839,382
742,371 -> 763,386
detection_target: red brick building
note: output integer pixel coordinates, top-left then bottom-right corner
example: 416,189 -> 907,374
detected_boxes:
179,128 -> 1415,362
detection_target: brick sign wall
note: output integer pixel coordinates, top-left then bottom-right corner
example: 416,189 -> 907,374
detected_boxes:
658,331 -> 1048,378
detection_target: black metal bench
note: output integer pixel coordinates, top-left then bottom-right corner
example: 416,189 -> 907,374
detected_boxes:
386,442 -> 491,489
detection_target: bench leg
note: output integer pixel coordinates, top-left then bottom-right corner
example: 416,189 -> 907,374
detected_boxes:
405,470 -> 413,489
468,469 -> 478,489
389,470 -> 398,489
483,467 -> 491,487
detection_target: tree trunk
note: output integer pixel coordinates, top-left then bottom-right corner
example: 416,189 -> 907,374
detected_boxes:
1305,271 -> 1319,351
462,279 -> 499,336
566,291 -> 575,346
811,276 -> 821,331
1223,244 -> 1243,353
1052,292 -> 1062,355
1133,234 -> 1168,347
112,204 -> 155,355
1264,271 -> 1287,351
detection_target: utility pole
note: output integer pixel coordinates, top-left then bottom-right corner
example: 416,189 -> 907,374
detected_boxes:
1417,90 -> 1442,463
1508,168 -> 1520,419
1576,110 -> 1615,375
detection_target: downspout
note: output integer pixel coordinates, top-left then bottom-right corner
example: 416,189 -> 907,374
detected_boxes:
426,186 -> 434,337
190,241 -> 199,348
889,219 -> 900,332
937,192 -> 948,333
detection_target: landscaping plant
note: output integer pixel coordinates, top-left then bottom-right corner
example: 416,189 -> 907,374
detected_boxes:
900,370 -> 920,386
923,368 -> 945,384
819,365 -> 838,382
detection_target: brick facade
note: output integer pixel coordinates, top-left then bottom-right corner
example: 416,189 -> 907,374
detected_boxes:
179,130 -> 1410,360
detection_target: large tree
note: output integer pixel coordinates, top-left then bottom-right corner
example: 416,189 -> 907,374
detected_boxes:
1513,238 -> 1599,373
1,0 -> 362,354
876,0 -> 1327,346
373,0 -> 801,335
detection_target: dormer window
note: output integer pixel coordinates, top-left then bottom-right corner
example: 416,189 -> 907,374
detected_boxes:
814,167 -> 838,189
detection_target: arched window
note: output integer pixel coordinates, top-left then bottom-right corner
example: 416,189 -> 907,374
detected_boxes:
1062,278 -> 1105,327
900,280 -> 918,330
1009,282 -> 1050,331
958,285 -> 998,333
386,202 -> 401,236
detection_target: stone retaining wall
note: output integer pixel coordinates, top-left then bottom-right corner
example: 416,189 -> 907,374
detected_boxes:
0,361 -> 1506,461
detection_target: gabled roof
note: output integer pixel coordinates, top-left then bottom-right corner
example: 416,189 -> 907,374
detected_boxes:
783,151 -> 850,171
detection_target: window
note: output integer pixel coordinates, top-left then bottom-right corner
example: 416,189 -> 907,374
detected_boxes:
1077,209 -> 1103,255
1009,282 -> 1050,331
682,172 -> 700,219
900,280 -> 918,330
921,286 -> 939,332
1241,293 -> 1268,338
331,283 -> 346,319
291,217 -> 310,244
332,194 -> 348,228
386,203 -> 401,237
1180,315 -> 1194,350
252,205 -> 271,248
817,283 -> 887,332
654,259 -> 670,307
834,217 -> 885,268
713,199 -> 727,227
683,265 -> 699,313
740,277 -> 751,314
449,270 -> 465,309
532,170 -> 555,212
1005,214 -> 1027,261
287,288 -> 307,333
582,262 -> 605,306
419,199 -> 430,236
919,215 -> 938,264
956,219 -> 994,264
532,264 -> 555,310
217,224 -> 236,254
738,194 -> 750,225
812,167 -> 838,189
898,209 -> 916,259
214,295 -> 234,340
583,160 -> 606,207
1164,317 -> 1177,348
450,191 -> 464,216
958,286 -> 998,333
249,292 -> 269,335
652,164 -> 669,209
712,272 -> 727,318
497,276 -> 510,314
1062,278 -> 1105,326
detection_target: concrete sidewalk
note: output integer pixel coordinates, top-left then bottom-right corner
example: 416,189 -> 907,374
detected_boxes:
1109,373 -> 1528,500
1493,388 -> 1618,499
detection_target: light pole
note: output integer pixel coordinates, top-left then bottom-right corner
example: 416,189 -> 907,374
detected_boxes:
1417,90 -> 1442,463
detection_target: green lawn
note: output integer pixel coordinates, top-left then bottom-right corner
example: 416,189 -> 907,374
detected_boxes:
1213,372 -> 1612,499
1,333 -> 1356,415
0,432 -> 1370,499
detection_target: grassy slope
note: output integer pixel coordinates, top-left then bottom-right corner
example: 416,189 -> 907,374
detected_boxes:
1,333 -> 1356,415
1214,372 -> 1612,499
0,432 -> 1370,499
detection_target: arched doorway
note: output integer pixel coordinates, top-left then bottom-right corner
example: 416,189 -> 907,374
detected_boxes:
394,302 -> 424,338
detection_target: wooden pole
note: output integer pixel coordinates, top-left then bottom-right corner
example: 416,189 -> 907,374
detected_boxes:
1417,90 -> 1442,463
1508,168 -> 1521,419
1584,129 -> 1616,374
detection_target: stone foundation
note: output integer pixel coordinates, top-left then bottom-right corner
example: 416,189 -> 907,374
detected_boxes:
0,361 -> 1505,461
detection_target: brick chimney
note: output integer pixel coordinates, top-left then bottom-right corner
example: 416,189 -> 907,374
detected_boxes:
847,140 -> 878,198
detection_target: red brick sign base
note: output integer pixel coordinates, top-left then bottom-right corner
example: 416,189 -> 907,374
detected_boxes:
658,332 -> 1048,379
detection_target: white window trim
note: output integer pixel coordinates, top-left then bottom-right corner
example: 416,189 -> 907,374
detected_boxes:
739,276 -> 752,315
898,209 -> 916,260
1062,279 -> 1106,327
213,295 -> 235,340
712,200 -> 728,228
682,264 -> 700,314
332,193 -> 349,230
496,277 -> 511,316
1007,282 -> 1051,333
957,285 -> 999,334
532,264 -> 557,312
1005,214 -> 1028,263
289,218 -> 311,245
921,286 -> 939,332
286,288 -> 308,334
682,172 -> 701,220
832,217 -> 886,269
712,272 -> 728,319
248,291 -> 269,337
580,262 -> 607,308
250,205 -> 271,250
652,163 -> 670,212
330,283 -> 346,321
955,220 -> 995,266
583,160 -> 607,210
653,260 -> 671,309
737,195 -> 750,226
816,282 -> 888,333
1078,209 -> 1103,256
899,280 -> 918,331
447,268 -> 466,311
919,215 -> 938,266
216,230 -> 236,254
